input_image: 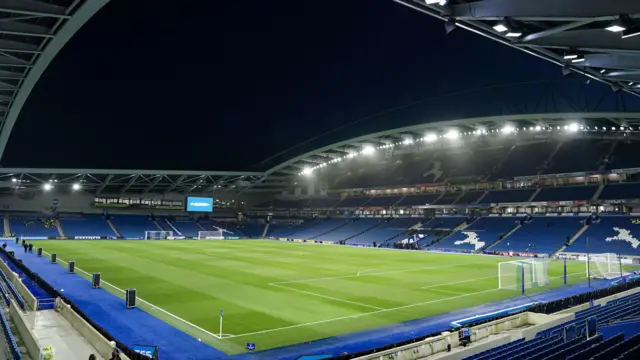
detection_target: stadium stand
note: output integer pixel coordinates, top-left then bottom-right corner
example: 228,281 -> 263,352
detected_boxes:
492,216 -> 586,254
481,188 -> 536,203
316,218 -> 379,242
610,141 -> 640,169
347,217 -> 418,245
10,216 -> 59,238
491,141 -> 556,178
544,140 -> 611,174
109,214 -> 159,239
454,191 -> 485,204
532,185 -> 598,202
395,193 -> 440,207
336,197 -> 371,208
286,218 -> 347,239
598,182 -> 640,200
434,217 -> 518,251
305,197 -> 340,208
0,251 -> 54,309
267,218 -> 323,238
168,217 -> 202,237
234,222 -> 265,238
365,195 -> 402,207
433,192 -> 461,205
421,216 -> 467,230
59,213 -> 116,237
567,216 -> 640,256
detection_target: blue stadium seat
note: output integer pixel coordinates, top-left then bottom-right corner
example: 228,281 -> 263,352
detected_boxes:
59,214 -> 116,237
610,141 -> 640,170
454,191 -> 485,204
365,196 -> 403,207
492,216 -> 585,255
10,216 -> 60,238
109,214 -> 160,239
481,189 -> 536,204
432,217 -> 518,251
286,218 -> 347,240
533,186 -> 598,202
347,218 -> 419,245
316,218 -> 380,242
598,182 -> 640,200
395,194 -> 441,207
170,218 -> 203,237
568,216 -> 640,255
492,142 -> 556,179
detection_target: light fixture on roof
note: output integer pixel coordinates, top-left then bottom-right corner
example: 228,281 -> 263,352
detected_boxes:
506,29 -> 523,38
424,0 -> 441,4
301,167 -> 313,176
43,183 -> 53,191
11,178 -> 16,182
72,183 -> 81,191
568,123 -> 579,132
629,82 -> 635,86
493,19 -> 509,33
622,26 -> 640,39
535,125 -> 542,131
502,125 -> 514,134
424,133 -> 438,142
444,129 -> 459,140
362,145 -> 375,155
571,55 -> 585,63
600,69 -> 607,74
563,53 -> 578,60
606,24 -> 626,33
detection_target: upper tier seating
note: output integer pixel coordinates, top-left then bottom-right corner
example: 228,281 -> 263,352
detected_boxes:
336,197 -> 371,208
348,218 -> 419,245
433,192 -> 460,205
365,196 -> 402,207
286,218 -> 347,240
568,216 -> 640,255
454,191 -> 485,204
533,185 -> 598,202
305,197 -> 340,208
170,218 -> 202,237
60,214 -> 115,237
433,217 -> 518,251
316,218 -> 379,242
481,188 -> 536,203
395,194 -> 440,207
598,183 -> 640,200
110,214 -> 160,239
492,216 -> 585,254
492,141 -> 556,179
544,140 -> 611,174
10,217 -> 59,237
610,141 -> 640,169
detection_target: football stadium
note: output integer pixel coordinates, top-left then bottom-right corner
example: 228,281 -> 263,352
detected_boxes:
2,1 -> 640,360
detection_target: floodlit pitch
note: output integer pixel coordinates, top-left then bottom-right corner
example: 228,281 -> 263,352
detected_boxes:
32,240 -> 586,354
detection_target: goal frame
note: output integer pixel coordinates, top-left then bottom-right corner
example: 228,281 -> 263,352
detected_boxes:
498,259 -> 550,292
586,253 -> 626,279
198,230 -> 224,240
144,231 -> 173,240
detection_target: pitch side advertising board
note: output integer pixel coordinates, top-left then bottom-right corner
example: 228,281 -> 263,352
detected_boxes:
186,197 -> 214,212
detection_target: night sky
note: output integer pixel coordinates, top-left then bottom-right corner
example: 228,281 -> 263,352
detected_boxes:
2,0 -> 570,171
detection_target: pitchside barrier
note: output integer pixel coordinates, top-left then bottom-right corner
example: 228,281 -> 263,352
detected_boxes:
0,247 -> 148,360
39,249 -> 223,345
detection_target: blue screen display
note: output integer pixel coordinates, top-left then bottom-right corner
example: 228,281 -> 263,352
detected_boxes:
186,197 -> 214,212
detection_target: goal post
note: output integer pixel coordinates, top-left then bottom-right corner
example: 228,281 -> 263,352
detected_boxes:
198,230 -> 224,240
144,231 -> 173,240
499,259 -> 550,293
587,253 -> 626,279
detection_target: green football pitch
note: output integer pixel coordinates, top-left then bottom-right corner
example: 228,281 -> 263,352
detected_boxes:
31,240 -> 586,354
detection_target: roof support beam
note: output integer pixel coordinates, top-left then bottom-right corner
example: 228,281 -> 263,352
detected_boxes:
165,175 -> 186,193
142,175 -> 163,196
96,174 -> 113,195
119,174 -> 139,195
185,177 -> 204,194
521,20 -> 595,42
442,0 -> 640,19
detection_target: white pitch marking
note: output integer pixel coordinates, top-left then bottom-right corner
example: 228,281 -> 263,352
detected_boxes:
357,269 -> 378,276
272,262 -> 484,285
269,283 -> 384,310
429,288 -> 468,295
421,275 -> 497,289
225,287 -> 502,339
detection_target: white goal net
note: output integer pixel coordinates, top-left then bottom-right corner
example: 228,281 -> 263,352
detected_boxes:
144,231 -> 173,240
499,259 -> 549,291
587,253 -> 626,279
198,230 -> 224,240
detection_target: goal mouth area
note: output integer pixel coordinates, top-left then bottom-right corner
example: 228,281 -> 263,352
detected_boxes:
590,272 -> 631,280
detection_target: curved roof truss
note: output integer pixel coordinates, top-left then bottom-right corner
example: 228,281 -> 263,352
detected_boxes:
0,0 -> 109,161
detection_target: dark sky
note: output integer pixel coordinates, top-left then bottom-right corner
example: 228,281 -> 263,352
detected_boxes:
3,0 -> 566,171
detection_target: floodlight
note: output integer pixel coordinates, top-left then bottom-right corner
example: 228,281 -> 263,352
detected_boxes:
424,133 -> 438,142
72,183 -> 81,191
43,183 -> 53,191
563,54 -> 578,60
493,21 -> 508,33
502,125 -> 514,134
571,56 -> 585,63
606,24 -> 626,33
11,178 -> 16,182
535,126 -> 542,131
362,145 -> 375,155
301,167 -> 313,176
568,123 -> 579,132
506,31 -> 522,38
444,129 -> 459,139
600,69 -> 607,74
630,82 -> 635,86
402,139 -> 412,145
424,0 -> 440,3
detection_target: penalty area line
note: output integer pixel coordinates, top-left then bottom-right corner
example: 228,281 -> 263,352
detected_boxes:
268,283 -> 384,310
225,287 -> 501,339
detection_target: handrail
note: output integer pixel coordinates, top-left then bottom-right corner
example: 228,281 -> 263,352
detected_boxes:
0,280 -> 11,306
0,267 -> 24,310
0,302 -> 21,359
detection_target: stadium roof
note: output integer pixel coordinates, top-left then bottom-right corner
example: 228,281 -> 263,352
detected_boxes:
0,0 -> 109,161
395,0 -> 640,98
249,112 -> 640,192
0,168 -> 265,196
